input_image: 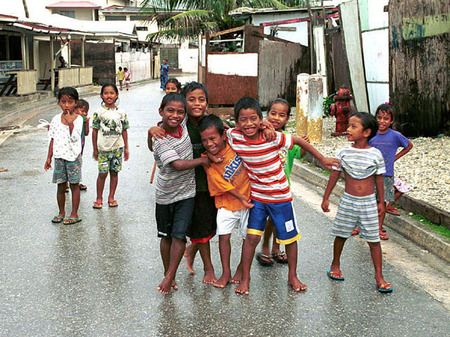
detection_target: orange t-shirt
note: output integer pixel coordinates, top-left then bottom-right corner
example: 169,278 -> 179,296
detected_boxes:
204,143 -> 251,211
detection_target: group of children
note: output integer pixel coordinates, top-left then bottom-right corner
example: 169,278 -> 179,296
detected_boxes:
45,83 -> 129,224
44,77 -> 412,297
116,67 -> 131,91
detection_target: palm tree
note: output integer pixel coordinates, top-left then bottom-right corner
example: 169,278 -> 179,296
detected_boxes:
140,0 -> 306,42
22,0 -> 30,18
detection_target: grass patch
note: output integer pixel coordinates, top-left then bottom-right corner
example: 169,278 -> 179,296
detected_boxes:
410,213 -> 450,239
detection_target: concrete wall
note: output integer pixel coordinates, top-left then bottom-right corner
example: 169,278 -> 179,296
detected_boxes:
258,40 -> 309,108
178,48 -> 198,73
115,51 -> 151,83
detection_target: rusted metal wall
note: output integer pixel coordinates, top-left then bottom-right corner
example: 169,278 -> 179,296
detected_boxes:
206,72 -> 258,105
258,40 -> 309,108
328,27 -> 351,92
389,0 -> 449,136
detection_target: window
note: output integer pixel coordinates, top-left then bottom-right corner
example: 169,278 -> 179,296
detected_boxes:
136,26 -> 148,31
59,10 -> 75,18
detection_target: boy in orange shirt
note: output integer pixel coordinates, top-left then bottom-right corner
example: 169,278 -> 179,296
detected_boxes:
199,115 -> 254,288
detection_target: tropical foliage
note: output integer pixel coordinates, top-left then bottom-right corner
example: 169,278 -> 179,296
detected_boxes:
140,0 -> 307,41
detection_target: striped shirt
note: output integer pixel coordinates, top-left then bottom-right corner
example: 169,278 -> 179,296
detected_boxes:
226,129 -> 293,203
153,115 -> 196,205
333,146 -> 386,179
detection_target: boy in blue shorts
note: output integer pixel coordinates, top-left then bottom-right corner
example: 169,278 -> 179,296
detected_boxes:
227,97 -> 339,295
198,114 -> 254,288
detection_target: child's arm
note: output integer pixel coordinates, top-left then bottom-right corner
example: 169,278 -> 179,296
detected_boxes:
84,117 -> 90,136
149,126 -> 167,140
293,136 -> 339,170
92,128 -> 99,160
122,129 -> 129,161
170,157 -> 208,171
321,170 -> 341,212
395,141 -> 413,162
226,188 -> 254,209
374,174 -> 386,219
44,139 -> 54,171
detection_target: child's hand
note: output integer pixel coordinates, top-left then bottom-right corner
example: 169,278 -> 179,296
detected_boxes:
44,158 -> 52,171
242,199 -> 254,209
321,199 -> 330,212
377,201 -> 386,217
301,135 -> 310,143
149,126 -> 166,140
124,148 -> 129,161
261,121 -> 276,142
205,152 -> 224,165
321,157 -> 340,171
93,149 -> 98,161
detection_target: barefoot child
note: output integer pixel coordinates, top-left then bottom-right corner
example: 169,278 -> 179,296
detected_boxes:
228,97 -> 339,295
44,87 -> 83,225
150,82 -> 217,284
321,111 -> 392,293
150,93 -> 211,295
92,83 -> 129,209
256,98 -> 308,266
75,99 -> 90,191
198,114 -> 253,288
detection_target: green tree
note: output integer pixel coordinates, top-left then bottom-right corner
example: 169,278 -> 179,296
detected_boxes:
141,0 -> 306,41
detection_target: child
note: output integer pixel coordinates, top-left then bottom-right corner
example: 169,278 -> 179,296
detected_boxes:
321,111 -> 392,293
150,92 -> 211,295
256,98 -> 308,266
149,82 -> 217,284
124,67 -> 131,91
75,99 -> 90,191
160,59 -> 169,89
164,78 -> 181,94
227,97 -> 339,295
369,103 -> 413,236
198,114 -> 253,288
44,87 -> 83,225
92,83 -> 129,209
116,67 -> 124,91
387,177 -> 411,215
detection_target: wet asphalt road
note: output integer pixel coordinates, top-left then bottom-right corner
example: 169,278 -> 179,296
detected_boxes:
0,77 -> 449,336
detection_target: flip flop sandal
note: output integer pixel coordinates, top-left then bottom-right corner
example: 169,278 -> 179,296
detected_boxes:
378,283 -> 393,293
351,228 -> 360,235
255,252 -> 274,267
108,200 -> 118,207
93,201 -> 103,209
327,268 -> 345,281
272,252 -> 288,264
51,215 -> 64,223
380,231 -> 389,240
386,207 -> 400,216
63,218 -> 82,225
79,184 -> 87,191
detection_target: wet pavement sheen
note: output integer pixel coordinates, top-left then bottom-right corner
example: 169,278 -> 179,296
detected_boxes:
0,78 -> 449,336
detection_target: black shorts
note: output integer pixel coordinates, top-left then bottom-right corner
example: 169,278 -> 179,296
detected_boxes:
156,198 -> 195,241
187,191 -> 217,243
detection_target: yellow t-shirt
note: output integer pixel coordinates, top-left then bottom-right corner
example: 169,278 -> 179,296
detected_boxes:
204,143 -> 251,211
116,70 -> 124,81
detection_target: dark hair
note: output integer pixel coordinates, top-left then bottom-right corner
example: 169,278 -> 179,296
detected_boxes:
351,111 -> 378,140
124,67 -> 128,71
198,114 -> 225,135
165,78 -> 181,91
160,92 -> 187,112
100,83 -> 119,96
118,66 -> 122,70
76,99 -> 89,110
269,98 -> 291,115
181,81 -> 209,103
57,86 -> 79,101
234,96 -> 262,121
375,103 -> 395,124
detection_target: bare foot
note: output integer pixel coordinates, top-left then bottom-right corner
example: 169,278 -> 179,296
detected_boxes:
234,280 -> 250,295
288,276 -> 307,292
203,270 -> 217,284
213,274 -> 231,288
184,245 -> 196,274
157,276 -> 173,295
171,280 -> 178,290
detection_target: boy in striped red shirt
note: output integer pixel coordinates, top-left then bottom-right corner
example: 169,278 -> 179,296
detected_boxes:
227,97 -> 339,295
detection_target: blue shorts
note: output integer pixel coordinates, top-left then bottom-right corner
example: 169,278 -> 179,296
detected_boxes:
332,193 -> 380,242
247,200 -> 301,245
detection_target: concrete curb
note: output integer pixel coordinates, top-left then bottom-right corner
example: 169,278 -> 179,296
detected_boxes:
291,160 -> 450,263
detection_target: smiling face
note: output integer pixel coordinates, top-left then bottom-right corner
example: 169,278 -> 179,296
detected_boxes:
267,102 -> 289,131
236,108 -> 262,140
200,126 -> 227,156
101,85 -> 119,108
185,89 -> 208,121
58,95 -> 78,114
346,115 -> 370,142
165,82 -> 179,94
159,100 -> 186,133
376,110 -> 393,134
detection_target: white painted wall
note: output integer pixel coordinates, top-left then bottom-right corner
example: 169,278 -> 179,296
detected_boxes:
207,54 -> 258,76
115,51 -> 151,82
178,48 -> 198,73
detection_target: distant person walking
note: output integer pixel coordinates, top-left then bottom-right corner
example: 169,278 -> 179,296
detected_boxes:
116,67 -> 125,91
160,59 -> 169,90
124,68 -> 131,91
